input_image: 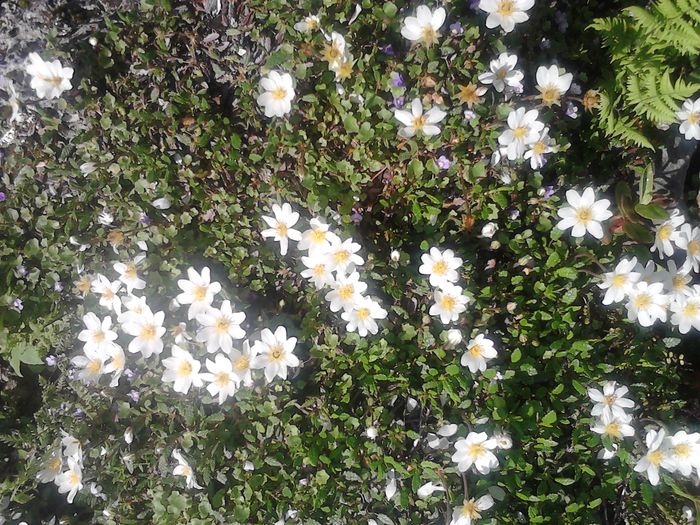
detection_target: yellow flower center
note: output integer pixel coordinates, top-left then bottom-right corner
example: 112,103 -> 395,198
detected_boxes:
215,318 -> 231,333
611,274 -> 627,288
467,443 -> 485,459
440,295 -> 456,311
421,25 -> 437,45
461,500 -> 480,519
276,223 -> 289,236
356,307 -> 370,321
468,344 -> 483,357
103,289 -> 114,300
541,86 -> 560,105
93,330 -> 105,343
412,115 -> 427,130
658,225 -> 672,240
648,449 -> 664,466
496,68 -> 508,80
307,18 -> 319,29
689,240 -> 700,256
178,360 -> 193,376
337,61 -> 353,79
193,285 -> 208,301
458,84 -> 481,105
672,275 -> 687,289
140,324 -> 156,340
313,264 -> 326,277
532,141 -> 546,155
216,372 -> 230,387
323,44 -> 342,63
513,126 -> 528,140
605,421 -> 621,438
311,229 -> 326,243
682,302 -> 699,317
234,355 -> 250,371
270,345 -> 284,361
433,260 -> 447,275
112,352 -> 124,369
338,284 -> 354,300
688,112 -> 700,125
633,293 -> 652,310
49,457 -> 62,472
271,87 -> 287,101
124,263 -> 138,280
68,471 -> 81,486
497,0 -> 515,16
575,207 -> 592,223
603,394 -> 617,406
77,276 -> 92,293
334,250 -> 350,264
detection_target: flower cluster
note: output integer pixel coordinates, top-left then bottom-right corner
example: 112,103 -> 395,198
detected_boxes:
36,434 -> 83,504
261,203 -> 387,337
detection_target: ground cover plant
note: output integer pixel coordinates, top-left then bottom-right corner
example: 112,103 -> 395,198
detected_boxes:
1,0 -> 700,523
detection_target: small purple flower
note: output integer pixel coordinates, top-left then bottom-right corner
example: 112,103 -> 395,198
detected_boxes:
437,155 -> 451,170
570,82 -> 582,96
127,389 -> 140,403
73,408 -> 85,419
449,22 -> 463,35
463,110 -> 477,120
46,355 -> 58,366
0,191 -> 5,202
16,265 -> 27,277
123,368 -> 136,381
139,213 -> 152,226
565,102 -> 579,119
390,72 -> 404,88
11,298 -> 23,312
54,281 -> 64,292
509,209 -> 521,220
381,44 -> 395,56
540,38 -> 551,50
393,96 -> 405,108
468,0 -> 480,10
555,10 -> 568,32
351,208 -> 363,224
543,186 -> 555,199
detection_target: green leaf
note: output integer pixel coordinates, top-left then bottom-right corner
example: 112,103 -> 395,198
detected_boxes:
634,202 -> 669,221
541,410 -> 557,426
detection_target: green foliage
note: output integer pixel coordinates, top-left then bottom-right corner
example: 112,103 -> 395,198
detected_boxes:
591,0 -> 700,148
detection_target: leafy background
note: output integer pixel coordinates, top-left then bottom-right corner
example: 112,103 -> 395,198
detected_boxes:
1,0 -> 699,523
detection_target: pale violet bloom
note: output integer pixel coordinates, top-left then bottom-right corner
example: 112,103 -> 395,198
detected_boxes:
677,98 -> 700,140
598,257 -> 640,305
417,481 -> 445,499
78,313 -> 118,354
195,300 -> 246,354
556,187 -> 613,239
294,14 -> 320,32
325,271 -> 367,312
450,495 -> 495,525
452,432 -> 499,474
588,381 -> 635,420
536,65 -> 573,106
430,283 -> 469,324
478,0 -> 534,33
400,5 -> 447,46
251,326 -> 300,382
591,411 -> 635,440
161,345 -> 203,394
324,236 -> 364,274
121,309 -> 166,358
176,267 -> 222,320
498,107 -> 544,160
478,52 -> 523,93
394,97 -> 446,138
659,260 -> 693,300
651,211 -> 685,259
524,127 -> 555,169
261,203 -> 302,256
25,52 -> 73,99
461,334 -> 498,374
301,254 -> 334,289
419,247 -> 462,287
675,223 -> 700,272
670,290 -> 700,334
55,457 -> 83,503
257,71 -> 295,118
634,428 -> 676,486
200,353 -> 239,404
112,254 -> 146,293
625,281 -> 668,327
172,449 -> 202,489
298,218 -> 338,254
341,296 -> 388,336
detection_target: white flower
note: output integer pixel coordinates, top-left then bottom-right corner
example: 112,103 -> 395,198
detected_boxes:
390,250 -> 401,262
200,354 -> 239,404
480,222 -> 498,238
91,275 -> 123,313
252,326 -> 300,382
172,449 -> 202,489
598,444 -> 618,461
196,300 -> 246,353
294,14 -> 320,32
124,427 -> 133,445
588,381 -> 635,420
660,260 -> 693,300
152,197 -> 171,210
161,345 -> 203,394
366,426 -> 378,439
122,308 -> 166,358
634,428 -> 676,486
460,334 -> 498,373
176,267 -> 222,320
301,254 -> 334,289
71,346 -> 107,384
429,283 -> 469,324
78,313 -> 118,354
670,290 -> 700,334
385,470 -> 397,501
394,97 -> 446,138
598,257 -> 641,305
25,52 -> 73,99
478,52 -> 523,93
417,481 -> 445,499
555,187 -> 613,239
341,296 -> 388,336
325,271 -> 367,312
668,431 -> 700,477
298,218 -> 338,254
625,281 -> 668,327
524,127 -> 555,170
676,224 -> 700,272
261,203 -> 302,256
113,254 -> 146,293
493,431 -> 512,449
229,340 -> 256,387
478,0 -> 534,33
419,247 -> 462,287
437,423 -> 459,437
452,432 -> 499,474
635,259 -> 659,284
498,108 -> 544,160
37,449 -> 63,483
325,237 -> 364,274
677,98 -> 700,140
322,32 -> 348,69
591,411 -> 635,440
449,495 -> 494,525
61,433 -> 82,460
55,457 -> 83,504
257,71 -> 295,118
651,212 -> 685,259
118,295 -> 150,325
536,65 -> 573,106
102,344 -> 126,387
446,329 -> 462,347
400,5 -> 446,46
